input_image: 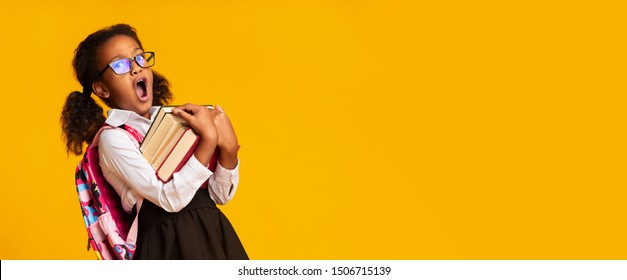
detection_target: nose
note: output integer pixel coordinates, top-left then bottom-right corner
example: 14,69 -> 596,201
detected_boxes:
131,60 -> 142,75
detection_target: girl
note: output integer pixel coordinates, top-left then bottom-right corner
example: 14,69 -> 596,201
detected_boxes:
61,24 -> 248,259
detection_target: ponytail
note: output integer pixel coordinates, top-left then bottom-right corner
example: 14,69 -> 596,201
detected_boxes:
61,90 -> 106,155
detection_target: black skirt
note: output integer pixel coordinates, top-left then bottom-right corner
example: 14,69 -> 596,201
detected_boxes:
133,189 -> 249,260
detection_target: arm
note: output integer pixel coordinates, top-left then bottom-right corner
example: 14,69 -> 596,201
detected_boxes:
207,104 -> 241,205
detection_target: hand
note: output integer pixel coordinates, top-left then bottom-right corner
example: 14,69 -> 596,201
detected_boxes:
211,104 -> 239,169
172,104 -> 218,166
172,103 -> 218,144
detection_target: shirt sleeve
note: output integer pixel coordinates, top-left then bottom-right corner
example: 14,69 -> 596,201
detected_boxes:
98,129 -> 212,213
208,159 -> 240,205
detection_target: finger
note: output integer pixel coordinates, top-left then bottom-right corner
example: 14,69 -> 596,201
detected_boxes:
174,103 -> 199,115
173,108 -> 194,122
200,106 -> 215,120
216,104 -> 225,113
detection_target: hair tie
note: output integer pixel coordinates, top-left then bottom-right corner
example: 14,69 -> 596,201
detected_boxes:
82,86 -> 92,96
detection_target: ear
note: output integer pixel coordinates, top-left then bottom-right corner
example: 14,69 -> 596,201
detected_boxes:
92,81 -> 110,99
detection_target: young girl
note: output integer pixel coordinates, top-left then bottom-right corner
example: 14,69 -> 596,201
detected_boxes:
61,24 -> 248,259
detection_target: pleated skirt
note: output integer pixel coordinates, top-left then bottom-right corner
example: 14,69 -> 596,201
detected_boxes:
133,189 -> 249,260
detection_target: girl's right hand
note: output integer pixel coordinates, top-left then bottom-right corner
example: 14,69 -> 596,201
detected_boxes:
172,103 -> 218,165
172,104 -> 217,142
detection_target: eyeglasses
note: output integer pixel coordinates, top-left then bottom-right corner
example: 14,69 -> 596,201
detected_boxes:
97,52 -> 155,77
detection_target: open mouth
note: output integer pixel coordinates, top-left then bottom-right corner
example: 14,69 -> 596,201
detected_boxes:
135,77 -> 149,101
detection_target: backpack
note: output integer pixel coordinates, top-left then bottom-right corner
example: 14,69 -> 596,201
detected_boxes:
75,124 -> 144,260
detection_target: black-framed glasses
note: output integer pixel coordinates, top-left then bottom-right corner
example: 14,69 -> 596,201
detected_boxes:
97,52 -> 155,77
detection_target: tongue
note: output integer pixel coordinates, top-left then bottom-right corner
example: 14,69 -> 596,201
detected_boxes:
135,83 -> 146,98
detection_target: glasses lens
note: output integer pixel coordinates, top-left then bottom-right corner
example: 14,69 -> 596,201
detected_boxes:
137,52 -> 155,68
110,59 -> 131,75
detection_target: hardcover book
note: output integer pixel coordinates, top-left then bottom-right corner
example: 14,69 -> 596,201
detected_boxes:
141,105 -> 214,182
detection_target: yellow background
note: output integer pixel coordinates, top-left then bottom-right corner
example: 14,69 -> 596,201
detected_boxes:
0,0 -> 625,259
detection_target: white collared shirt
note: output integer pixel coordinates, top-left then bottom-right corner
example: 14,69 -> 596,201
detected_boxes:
98,106 -> 239,213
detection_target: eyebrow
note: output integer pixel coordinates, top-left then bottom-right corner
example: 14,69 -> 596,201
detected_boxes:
108,48 -> 144,62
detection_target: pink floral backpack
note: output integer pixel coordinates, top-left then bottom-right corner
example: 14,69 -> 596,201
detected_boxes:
75,124 -> 144,260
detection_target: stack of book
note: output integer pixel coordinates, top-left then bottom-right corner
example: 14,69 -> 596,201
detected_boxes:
141,105 -> 214,182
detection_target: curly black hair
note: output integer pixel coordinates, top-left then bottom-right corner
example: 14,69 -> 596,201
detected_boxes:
61,24 -> 172,155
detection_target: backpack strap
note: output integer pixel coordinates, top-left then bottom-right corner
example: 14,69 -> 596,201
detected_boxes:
91,123 -> 143,148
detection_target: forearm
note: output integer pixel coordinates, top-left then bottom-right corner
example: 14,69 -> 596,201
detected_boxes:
218,148 -> 238,169
194,137 -> 217,166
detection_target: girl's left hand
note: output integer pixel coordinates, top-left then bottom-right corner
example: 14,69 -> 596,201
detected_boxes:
211,105 -> 239,168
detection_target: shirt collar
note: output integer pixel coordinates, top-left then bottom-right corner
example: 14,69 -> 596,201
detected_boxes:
105,106 -> 160,135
